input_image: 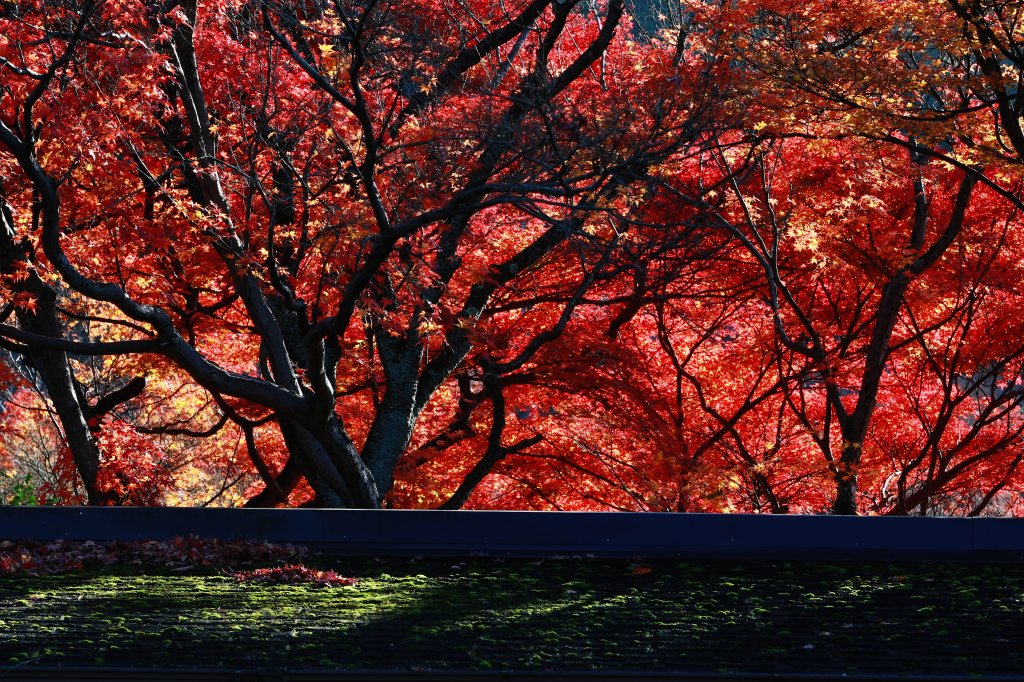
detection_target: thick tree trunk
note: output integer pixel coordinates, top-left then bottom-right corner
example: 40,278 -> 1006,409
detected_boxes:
832,465 -> 859,515
19,283 -> 107,504
362,331 -> 423,500
1,198 -> 106,504
831,436 -> 865,515
832,483 -> 858,516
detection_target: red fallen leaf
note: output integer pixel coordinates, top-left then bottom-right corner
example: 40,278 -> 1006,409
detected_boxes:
234,564 -> 357,588
631,566 -> 654,575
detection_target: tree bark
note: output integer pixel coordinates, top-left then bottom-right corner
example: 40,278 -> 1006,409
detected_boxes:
0,193 -> 106,504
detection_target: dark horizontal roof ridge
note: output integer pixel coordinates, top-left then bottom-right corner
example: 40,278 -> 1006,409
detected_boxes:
4,507 -> 1024,561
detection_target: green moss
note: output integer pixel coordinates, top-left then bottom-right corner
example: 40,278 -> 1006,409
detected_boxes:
1,558 -> 1023,675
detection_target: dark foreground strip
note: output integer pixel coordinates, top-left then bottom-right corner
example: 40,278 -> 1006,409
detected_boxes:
3,670 -> 1024,682
3,508 -> 1024,561
6,560 -> 1019,680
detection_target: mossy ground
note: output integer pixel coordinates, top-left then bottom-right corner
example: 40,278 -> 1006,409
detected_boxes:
2,558 -> 1023,675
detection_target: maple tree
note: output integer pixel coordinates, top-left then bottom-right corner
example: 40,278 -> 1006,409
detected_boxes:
667,0 -> 1024,514
0,0 -> 726,509
3,0 -> 1024,515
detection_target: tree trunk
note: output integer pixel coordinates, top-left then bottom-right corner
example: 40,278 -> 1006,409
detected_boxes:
832,468 -> 859,515
1,196 -> 106,504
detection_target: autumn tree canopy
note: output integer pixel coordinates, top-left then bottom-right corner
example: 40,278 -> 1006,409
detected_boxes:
2,0 -> 1024,515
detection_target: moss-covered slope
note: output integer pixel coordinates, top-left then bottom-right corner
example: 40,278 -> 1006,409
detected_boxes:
2,558 -> 1023,676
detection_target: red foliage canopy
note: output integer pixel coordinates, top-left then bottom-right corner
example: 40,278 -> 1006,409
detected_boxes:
2,0 -> 1024,515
